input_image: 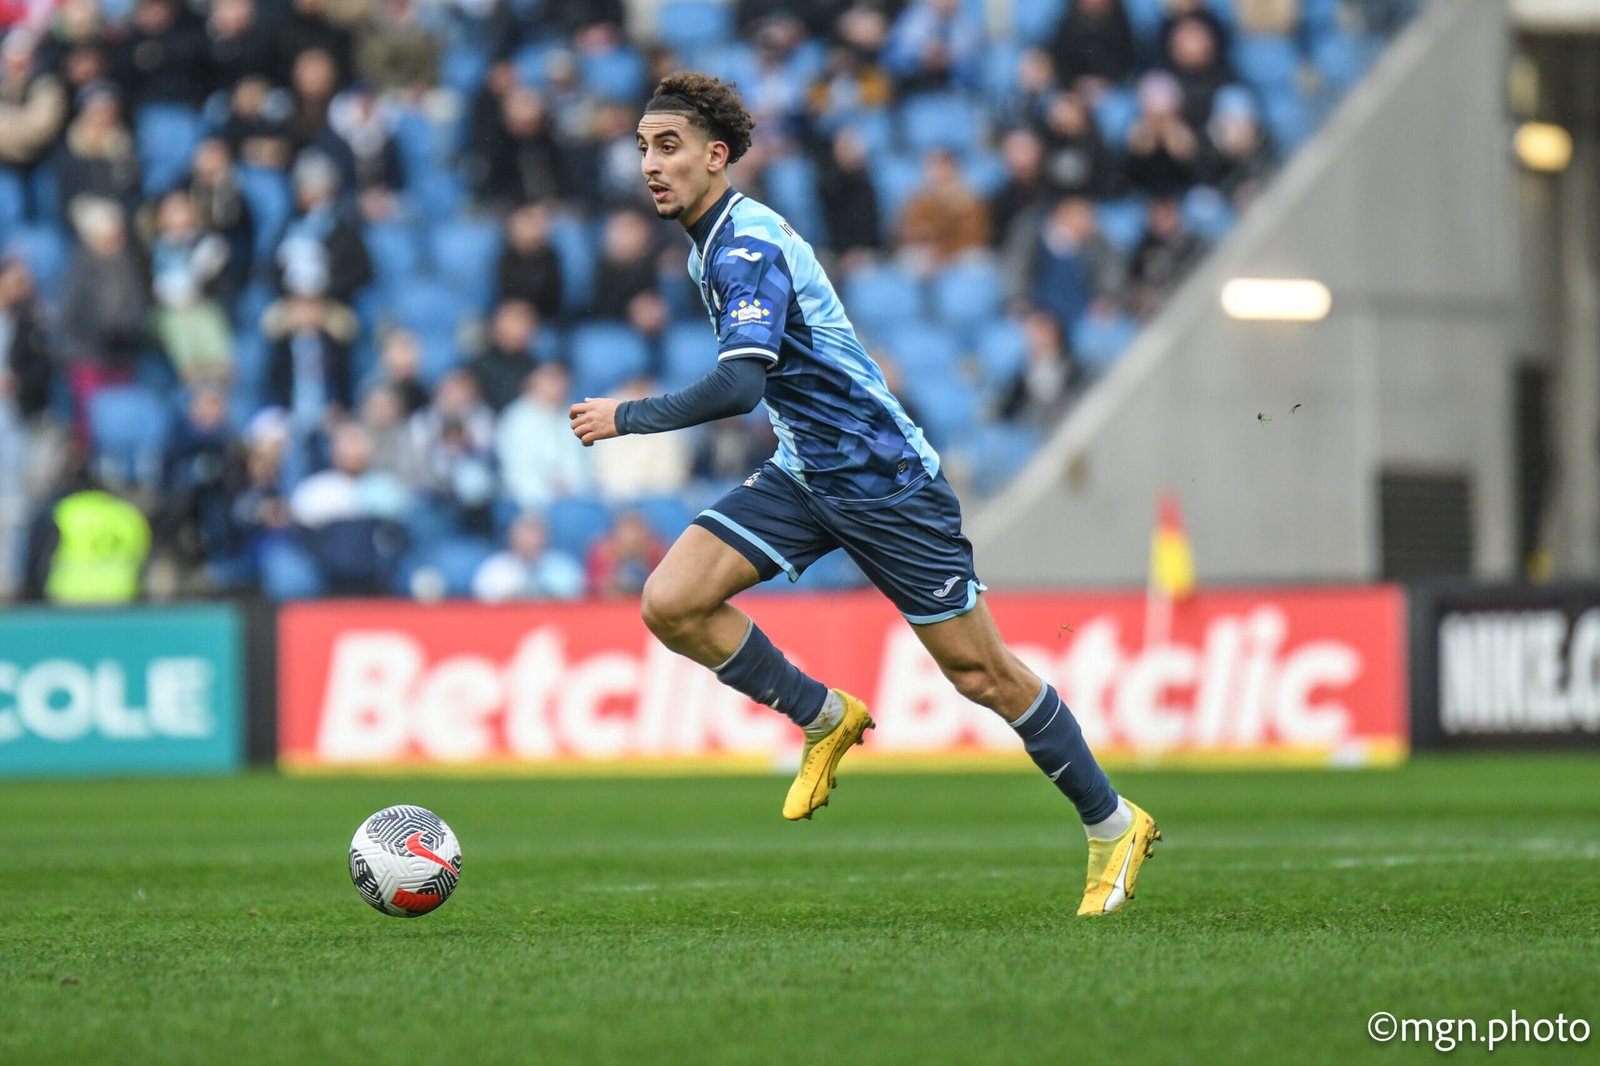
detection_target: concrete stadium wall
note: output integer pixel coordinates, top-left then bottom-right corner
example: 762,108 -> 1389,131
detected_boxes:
972,0 -> 1518,587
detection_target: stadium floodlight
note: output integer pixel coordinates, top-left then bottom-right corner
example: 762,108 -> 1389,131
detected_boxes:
1220,278 -> 1333,322
1514,121 -> 1572,173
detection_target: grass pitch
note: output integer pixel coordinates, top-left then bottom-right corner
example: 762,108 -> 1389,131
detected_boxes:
4,755 -> 1598,1065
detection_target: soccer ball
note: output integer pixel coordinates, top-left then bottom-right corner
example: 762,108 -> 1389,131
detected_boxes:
348,805 -> 463,918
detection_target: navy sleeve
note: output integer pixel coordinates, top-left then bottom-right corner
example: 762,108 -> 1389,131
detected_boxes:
614,356 -> 767,435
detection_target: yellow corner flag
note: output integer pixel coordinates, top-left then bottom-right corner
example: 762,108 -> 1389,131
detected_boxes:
1149,491 -> 1196,600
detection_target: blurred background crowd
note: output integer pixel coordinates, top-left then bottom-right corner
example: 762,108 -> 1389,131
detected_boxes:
0,0 -> 1411,604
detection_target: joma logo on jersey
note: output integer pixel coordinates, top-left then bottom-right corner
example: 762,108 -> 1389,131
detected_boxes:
729,299 -> 771,326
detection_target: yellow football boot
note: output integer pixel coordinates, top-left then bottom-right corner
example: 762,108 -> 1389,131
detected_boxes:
782,690 -> 874,821
1077,799 -> 1161,916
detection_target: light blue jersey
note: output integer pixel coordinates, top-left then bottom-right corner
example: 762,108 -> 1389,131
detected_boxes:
684,187 -> 939,503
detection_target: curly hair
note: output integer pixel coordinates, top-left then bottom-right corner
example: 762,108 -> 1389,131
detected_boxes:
644,72 -> 755,165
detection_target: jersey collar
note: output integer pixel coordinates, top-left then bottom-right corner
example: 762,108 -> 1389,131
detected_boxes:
687,186 -> 741,253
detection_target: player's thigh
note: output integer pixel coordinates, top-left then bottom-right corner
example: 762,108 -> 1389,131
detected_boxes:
643,524 -> 763,622
909,595 -> 1039,716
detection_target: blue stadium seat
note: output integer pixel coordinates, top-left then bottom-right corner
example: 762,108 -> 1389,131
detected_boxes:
136,104 -> 205,196
567,321 -> 652,398
1012,0 -> 1066,45
1312,31 -> 1382,95
932,257 -> 1005,333
406,169 -> 464,219
429,216 -> 502,299
440,42 -> 490,96
1096,197 -> 1147,256
630,493 -> 696,542
836,109 -> 894,157
408,536 -> 496,599
763,154 -> 825,245
883,321 -> 960,378
769,548 -> 866,594
975,318 -> 1027,392
547,213 -> 596,314
963,150 -> 1008,197
982,41 -> 1022,108
545,496 -> 612,559
1093,87 -> 1140,151
388,277 -> 471,382
1302,0 -> 1343,37
0,167 -> 25,238
1264,90 -> 1314,152
1234,34 -> 1303,94
656,0 -> 734,53
968,422 -> 1040,495
88,384 -> 171,487
5,223 -> 68,296
840,262 -> 923,343
580,46 -> 647,103
1123,0 -> 1165,46
901,92 -> 983,156
903,374 -> 979,449
392,106 -> 441,178
661,320 -> 716,392
364,220 -> 423,283
1182,186 -> 1237,243
236,165 -> 292,264
1071,309 -> 1139,376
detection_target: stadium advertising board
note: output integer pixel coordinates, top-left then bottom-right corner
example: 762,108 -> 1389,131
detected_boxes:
0,605 -> 243,775
279,587 -> 1406,771
1410,583 -> 1600,749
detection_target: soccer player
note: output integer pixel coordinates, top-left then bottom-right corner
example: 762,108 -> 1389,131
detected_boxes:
569,73 -> 1160,916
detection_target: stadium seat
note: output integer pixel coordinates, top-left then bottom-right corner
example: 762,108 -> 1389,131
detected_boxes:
963,150 -> 1008,198
0,167 -> 25,238
1264,90 -> 1315,152
931,257 -> 1005,336
388,278 -> 471,382
868,152 -> 923,236
406,536 -> 495,599
545,495 -> 612,558
1011,0 -> 1065,45
903,374 -> 979,449
87,384 -> 171,487
1093,87 -> 1140,151
630,493 -> 697,542
1302,0 -> 1343,37
580,46 -> 647,103
5,223 -> 68,296
406,169 -> 464,219
835,109 -> 894,157
1312,31 -> 1382,95
975,318 -> 1028,393
883,321 -> 960,379
967,422 -> 1040,495
236,165 -> 292,264
429,216 -> 502,299
392,106 -> 442,179
901,92 -> 983,156
840,262 -> 922,343
1096,197 -> 1148,256
661,320 -> 717,392
982,41 -> 1023,108
770,548 -> 866,594
1123,0 -> 1165,46
440,41 -> 490,96
135,104 -> 205,196
763,154 -> 826,245
567,321 -> 652,399
656,0 -> 734,53
1182,186 -> 1237,243
547,213 -> 596,314
1071,308 -> 1140,376
363,220 -> 424,283
1234,34 -> 1303,94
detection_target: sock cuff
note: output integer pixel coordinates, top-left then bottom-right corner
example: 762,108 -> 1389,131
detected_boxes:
1009,680 -> 1052,732
712,618 -> 755,673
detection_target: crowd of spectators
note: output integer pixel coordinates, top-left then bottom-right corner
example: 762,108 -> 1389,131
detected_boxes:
0,0 -> 1410,603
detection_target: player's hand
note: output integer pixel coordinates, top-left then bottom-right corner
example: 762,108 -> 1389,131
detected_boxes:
569,396 -> 621,446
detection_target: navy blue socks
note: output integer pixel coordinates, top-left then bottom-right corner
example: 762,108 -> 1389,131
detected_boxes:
714,619 -> 829,727
1011,683 -> 1119,825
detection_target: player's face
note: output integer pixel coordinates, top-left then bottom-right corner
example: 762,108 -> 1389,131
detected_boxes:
636,113 -> 724,224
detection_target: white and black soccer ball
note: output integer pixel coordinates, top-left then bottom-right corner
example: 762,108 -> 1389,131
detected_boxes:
349,805 -> 462,918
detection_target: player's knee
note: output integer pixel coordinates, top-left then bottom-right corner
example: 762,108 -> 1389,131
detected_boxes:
640,573 -> 704,644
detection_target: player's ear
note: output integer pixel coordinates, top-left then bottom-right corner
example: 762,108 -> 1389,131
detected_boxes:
706,138 -> 730,174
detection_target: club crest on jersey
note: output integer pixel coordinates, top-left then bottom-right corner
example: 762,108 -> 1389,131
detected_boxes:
729,298 -> 771,326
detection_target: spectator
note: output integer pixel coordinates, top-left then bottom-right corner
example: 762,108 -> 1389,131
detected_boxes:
1051,0 -> 1135,91
0,258 -> 52,596
286,47 -> 342,157
281,419 -> 409,596
469,299 -> 540,413
223,409 -> 292,584
883,0 -> 984,94
1201,85 -> 1273,206
22,451 -> 151,603
187,138 -> 255,295
220,75 -> 294,170
691,414 -> 776,483
592,209 -> 658,319
991,46 -> 1057,130
1023,196 -> 1122,331
357,380 -> 426,484
409,368 -> 496,530
472,85 -> 564,210
0,30 -> 67,193
585,507 -> 666,598
989,127 -> 1050,249
368,328 -> 430,414
590,376 -> 690,502
158,382 -> 241,575
817,126 -> 881,256
497,203 -> 564,320
471,512 -> 584,602
1163,13 -> 1233,130
60,198 -> 148,429
999,309 -> 1077,427
897,148 -> 989,268
806,42 -> 893,131
496,360 -> 592,512
464,59 -> 517,188
355,0 -> 439,94
56,80 -> 141,218
1158,0 -> 1231,66
1128,196 -> 1202,318
1126,71 -> 1200,196
263,293 -> 356,431
327,83 -> 403,219
203,0 -> 275,96
276,0 -> 355,85
1037,89 -> 1115,200
148,188 -> 235,384
112,0 -> 205,111
275,149 -> 372,303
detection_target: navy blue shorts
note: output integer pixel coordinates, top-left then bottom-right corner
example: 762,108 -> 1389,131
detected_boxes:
693,463 -> 985,624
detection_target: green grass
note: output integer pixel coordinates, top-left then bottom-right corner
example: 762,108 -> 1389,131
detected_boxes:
4,755 -> 1598,1065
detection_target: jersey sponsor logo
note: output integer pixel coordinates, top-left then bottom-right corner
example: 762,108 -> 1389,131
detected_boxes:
725,247 -> 763,262
729,298 -> 772,326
